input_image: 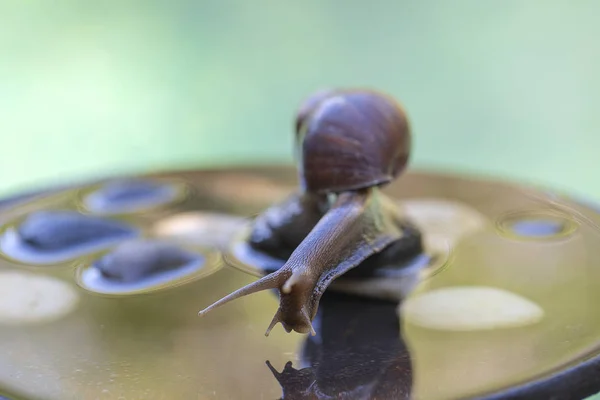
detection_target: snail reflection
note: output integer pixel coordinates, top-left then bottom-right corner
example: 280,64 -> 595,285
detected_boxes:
199,88 -> 426,336
267,292 -> 412,400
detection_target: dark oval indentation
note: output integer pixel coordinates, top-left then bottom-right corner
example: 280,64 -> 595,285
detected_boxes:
78,239 -> 211,295
94,240 -> 200,283
510,219 -> 565,237
84,179 -> 178,213
0,211 -> 138,265
497,211 -> 578,241
17,211 -> 136,251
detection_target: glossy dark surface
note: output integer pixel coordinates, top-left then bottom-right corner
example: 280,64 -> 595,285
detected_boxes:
0,166 -> 598,399
17,211 -> 136,250
93,240 -> 201,283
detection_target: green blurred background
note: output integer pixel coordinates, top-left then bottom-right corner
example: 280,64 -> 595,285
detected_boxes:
0,0 -> 599,203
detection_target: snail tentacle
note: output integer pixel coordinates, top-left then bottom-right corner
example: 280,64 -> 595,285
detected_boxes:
197,270 -> 291,317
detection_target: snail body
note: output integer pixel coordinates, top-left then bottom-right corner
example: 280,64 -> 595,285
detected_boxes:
199,88 -> 423,335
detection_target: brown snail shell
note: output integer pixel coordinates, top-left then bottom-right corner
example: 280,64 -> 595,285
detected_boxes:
294,89 -> 339,135
298,89 -> 411,194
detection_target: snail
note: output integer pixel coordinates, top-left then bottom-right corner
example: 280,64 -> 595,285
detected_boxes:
198,88 -> 423,336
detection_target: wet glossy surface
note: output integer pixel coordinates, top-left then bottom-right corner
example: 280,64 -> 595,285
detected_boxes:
0,211 -> 139,265
0,271 -> 79,326
92,240 -> 200,283
17,211 -> 136,250
0,166 -> 598,399
77,240 -> 219,296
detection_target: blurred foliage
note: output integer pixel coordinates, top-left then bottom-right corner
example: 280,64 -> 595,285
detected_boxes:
0,0 -> 599,202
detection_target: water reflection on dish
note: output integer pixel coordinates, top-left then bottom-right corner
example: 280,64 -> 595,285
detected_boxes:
267,292 -> 412,399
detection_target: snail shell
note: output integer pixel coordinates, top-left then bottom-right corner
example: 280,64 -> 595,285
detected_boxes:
297,89 -> 411,194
